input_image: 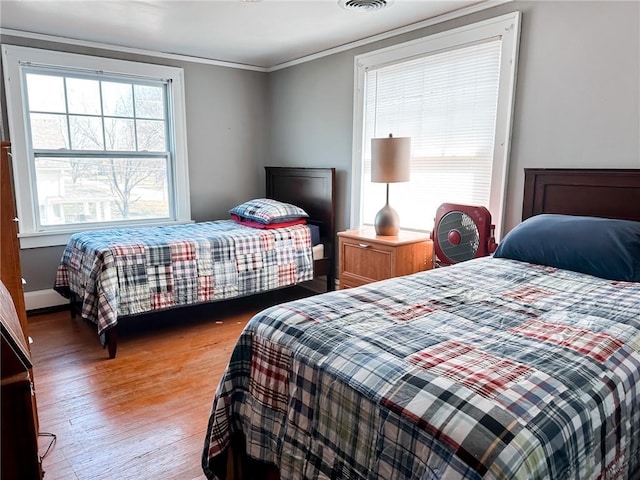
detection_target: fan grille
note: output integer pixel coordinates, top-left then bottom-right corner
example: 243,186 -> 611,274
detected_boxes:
436,211 -> 480,263
338,0 -> 394,12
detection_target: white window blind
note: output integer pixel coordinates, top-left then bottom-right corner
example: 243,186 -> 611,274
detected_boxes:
362,40 -> 502,232
351,13 -> 521,238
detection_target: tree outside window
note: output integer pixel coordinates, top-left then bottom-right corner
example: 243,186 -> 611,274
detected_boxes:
26,72 -> 171,226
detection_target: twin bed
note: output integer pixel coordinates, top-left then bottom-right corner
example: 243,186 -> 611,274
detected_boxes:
202,168 -> 640,480
54,167 -> 336,358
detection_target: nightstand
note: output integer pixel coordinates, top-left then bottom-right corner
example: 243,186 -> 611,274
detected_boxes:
338,228 -> 433,289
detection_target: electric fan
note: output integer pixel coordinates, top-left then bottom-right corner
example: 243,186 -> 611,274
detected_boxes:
432,203 -> 497,266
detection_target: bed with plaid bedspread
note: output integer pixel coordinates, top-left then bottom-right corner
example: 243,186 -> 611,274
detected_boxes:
202,256 -> 640,480
54,221 -> 313,336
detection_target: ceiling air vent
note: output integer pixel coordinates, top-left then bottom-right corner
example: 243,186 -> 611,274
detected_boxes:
338,0 -> 394,12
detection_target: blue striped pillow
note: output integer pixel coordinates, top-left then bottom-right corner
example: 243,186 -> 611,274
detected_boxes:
229,198 -> 308,224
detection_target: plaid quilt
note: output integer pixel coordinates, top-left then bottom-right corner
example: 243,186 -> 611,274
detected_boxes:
54,221 -> 313,335
202,257 -> 640,480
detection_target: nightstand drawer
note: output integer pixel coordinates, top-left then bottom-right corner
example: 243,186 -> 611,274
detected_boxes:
341,241 -> 394,284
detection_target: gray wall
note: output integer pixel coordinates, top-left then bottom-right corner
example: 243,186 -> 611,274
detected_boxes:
3,0 -> 640,293
267,0 -> 640,235
0,35 -> 268,291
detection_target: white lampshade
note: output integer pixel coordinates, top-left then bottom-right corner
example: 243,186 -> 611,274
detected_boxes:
371,135 -> 410,183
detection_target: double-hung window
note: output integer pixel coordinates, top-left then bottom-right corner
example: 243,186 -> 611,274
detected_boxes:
351,13 -> 520,238
2,45 -> 190,248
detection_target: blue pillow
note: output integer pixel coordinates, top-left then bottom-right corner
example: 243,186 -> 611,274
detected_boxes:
229,198 -> 308,224
493,214 -> 640,282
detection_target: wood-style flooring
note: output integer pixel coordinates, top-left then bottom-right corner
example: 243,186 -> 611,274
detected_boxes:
29,287 -> 314,480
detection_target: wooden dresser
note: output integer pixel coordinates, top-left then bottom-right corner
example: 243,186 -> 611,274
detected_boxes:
1,141 -> 43,479
338,228 -> 433,289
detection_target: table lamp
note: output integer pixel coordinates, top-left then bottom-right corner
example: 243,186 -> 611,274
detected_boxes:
371,134 -> 410,236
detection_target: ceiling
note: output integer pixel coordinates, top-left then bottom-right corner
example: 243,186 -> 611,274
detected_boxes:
0,0 -> 494,70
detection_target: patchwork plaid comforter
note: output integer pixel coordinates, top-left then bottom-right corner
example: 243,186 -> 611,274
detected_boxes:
203,256 -> 640,480
54,221 -> 313,335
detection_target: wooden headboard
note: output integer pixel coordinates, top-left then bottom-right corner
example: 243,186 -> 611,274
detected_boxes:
523,168 -> 640,222
265,167 -> 336,291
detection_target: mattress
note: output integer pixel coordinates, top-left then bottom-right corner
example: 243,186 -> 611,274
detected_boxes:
312,243 -> 324,261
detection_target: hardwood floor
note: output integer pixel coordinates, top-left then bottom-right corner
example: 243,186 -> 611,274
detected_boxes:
29,287 -> 314,480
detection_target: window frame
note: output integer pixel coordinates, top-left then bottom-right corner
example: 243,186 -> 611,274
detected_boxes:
350,12 -> 521,239
2,44 -> 191,248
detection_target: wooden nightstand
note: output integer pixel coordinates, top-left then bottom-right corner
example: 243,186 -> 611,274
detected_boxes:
338,228 -> 433,289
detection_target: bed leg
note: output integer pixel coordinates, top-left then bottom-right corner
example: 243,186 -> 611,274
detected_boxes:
105,327 -> 118,359
226,433 -> 279,480
69,293 -> 82,318
327,267 -> 335,292
228,434 -> 244,480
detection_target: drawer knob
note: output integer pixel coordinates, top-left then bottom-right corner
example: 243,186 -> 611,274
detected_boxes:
358,243 -> 370,248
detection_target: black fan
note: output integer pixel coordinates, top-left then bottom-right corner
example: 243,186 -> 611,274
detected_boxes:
432,203 -> 497,266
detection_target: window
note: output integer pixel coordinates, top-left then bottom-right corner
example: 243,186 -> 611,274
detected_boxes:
2,45 -> 190,248
351,13 -> 520,238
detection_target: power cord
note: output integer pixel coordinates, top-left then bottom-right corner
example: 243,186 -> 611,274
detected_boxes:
39,431 -> 57,461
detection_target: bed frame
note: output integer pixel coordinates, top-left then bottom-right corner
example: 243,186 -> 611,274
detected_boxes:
523,168 -> 640,221
68,166 -> 336,359
266,167 -> 336,292
226,167 -> 640,480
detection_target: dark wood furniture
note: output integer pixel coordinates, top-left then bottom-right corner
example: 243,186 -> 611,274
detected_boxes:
1,141 -> 43,479
523,168 -> 640,221
1,283 -> 42,480
265,166 -> 336,292
1,141 -> 29,343
338,228 -> 432,289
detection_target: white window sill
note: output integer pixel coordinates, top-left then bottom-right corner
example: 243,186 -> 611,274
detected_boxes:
19,219 -> 195,249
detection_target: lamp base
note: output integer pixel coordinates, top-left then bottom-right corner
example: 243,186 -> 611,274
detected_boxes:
374,203 -> 399,236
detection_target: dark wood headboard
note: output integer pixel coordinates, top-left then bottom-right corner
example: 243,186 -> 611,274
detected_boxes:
265,167 -> 336,290
523,168 -> 640,222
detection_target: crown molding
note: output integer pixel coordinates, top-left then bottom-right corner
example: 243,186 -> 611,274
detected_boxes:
0,28 -> 268,72
0,0 -> 512,73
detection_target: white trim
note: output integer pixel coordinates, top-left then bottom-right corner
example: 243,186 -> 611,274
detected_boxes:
0,28 -> 268,73
24,289 -> 69,311
2,45 -> 192,248
491,15 -> 521,238
17,219 -> 195,249
1,1 -> 511,72
349,11 -> 521,239
269,0 -> 513,72
27,280 -> 341,311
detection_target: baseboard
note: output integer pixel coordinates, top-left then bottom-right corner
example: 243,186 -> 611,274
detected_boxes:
24,289 -> 68,312
24,279 -> 340,313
